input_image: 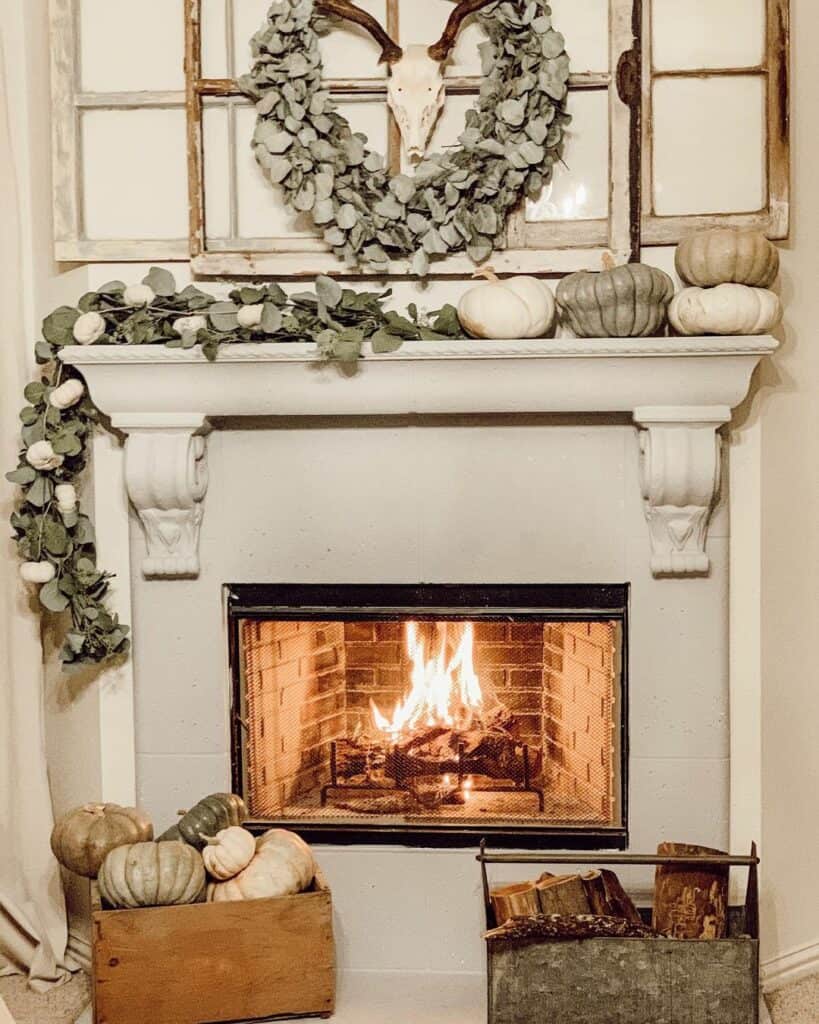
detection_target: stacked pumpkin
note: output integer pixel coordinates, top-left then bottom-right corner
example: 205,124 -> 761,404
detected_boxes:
669,228 -> 782,336
50,792 -> 316,909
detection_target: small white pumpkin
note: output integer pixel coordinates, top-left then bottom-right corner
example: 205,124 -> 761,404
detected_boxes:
72,311 -> 106,345
50,379 -> 85,410
200,826 -> 256,880
55,483 -> 77,513
26,440 -> 63,471
237,304 -> 264,329
20,561 -> 56,584
207,829 -> 315,903
669,284 -> 782,337
173,315 -> 208,337
123,283 -> 155,307
457,269 -> 556,339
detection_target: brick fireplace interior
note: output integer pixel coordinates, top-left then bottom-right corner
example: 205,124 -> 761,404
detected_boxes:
230,586 -> 626,846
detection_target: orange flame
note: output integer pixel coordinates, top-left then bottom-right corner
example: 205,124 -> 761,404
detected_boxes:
370,622 -> 483,740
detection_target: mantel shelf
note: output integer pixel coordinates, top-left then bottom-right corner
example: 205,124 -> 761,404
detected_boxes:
60,336 -> 777,579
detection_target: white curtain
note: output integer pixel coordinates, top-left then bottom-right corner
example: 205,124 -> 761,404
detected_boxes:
0,35 -> 76,992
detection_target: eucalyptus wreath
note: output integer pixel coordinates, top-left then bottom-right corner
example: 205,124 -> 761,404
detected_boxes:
240,0 -> 571,274
6,268 -> 463,667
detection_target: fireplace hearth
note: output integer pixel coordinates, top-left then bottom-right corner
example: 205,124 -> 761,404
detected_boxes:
228,585 -> 628,848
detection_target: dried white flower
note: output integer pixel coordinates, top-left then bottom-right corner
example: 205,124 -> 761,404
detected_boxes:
20,561 -> 56,584
173,315 -> 208,336
237,304 -> 264,329
26,440 -> 64,471
124,284 -> 156,307
55,483 -> 77,513
49,379 -> 85,410
72,311 -> 106,345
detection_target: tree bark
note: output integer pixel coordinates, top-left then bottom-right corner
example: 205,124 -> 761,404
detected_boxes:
535,874 -> 591,916
582,869 -> 643,924
652,843 -> 729,939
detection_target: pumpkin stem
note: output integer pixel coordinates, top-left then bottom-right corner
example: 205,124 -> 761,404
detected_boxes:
601,252 -> 617,272
199,832 -> 220,846
82,803 -> 106,816
471,266 -> 500,284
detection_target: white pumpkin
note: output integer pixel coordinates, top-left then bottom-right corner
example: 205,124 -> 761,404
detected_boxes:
55,483 -> 78,513
200,826 -> 256,880
20,561 -> 56,584
237,304 -> 264,329
72,311 -> 106,345
207,829 -> 315,903
457,270 -> 556,339
669,284 -> 782,337
123,283 -> 155,307
26,440 -> 63,471
49,379 -> 85,410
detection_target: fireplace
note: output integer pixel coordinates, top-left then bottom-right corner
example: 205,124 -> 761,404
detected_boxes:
228,585 -> 628,848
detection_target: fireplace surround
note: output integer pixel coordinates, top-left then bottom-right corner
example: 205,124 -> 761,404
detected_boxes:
228,584 -> 628,848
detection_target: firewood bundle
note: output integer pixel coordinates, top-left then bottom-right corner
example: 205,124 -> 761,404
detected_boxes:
487,842 -> 730,943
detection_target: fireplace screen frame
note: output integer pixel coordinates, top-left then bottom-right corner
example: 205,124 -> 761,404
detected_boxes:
227,584 -> 629,850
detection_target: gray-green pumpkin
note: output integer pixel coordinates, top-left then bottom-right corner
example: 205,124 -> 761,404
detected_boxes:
98,841 -> 205,909
156,793 -> 248,850
556,264 -> 675,338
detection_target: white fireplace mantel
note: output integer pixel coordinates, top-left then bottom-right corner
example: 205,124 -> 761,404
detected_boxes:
61,335 -> 776,579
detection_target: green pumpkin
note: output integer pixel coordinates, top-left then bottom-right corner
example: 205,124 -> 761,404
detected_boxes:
556,263 -> 675,338
156,793 -> 248,850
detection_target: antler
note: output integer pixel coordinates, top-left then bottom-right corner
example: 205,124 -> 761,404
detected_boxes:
315,0 -> 403,65
428,0 -> 500,63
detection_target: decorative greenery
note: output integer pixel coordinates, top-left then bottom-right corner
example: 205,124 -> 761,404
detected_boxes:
240,0 -> 571,274
6,269 -> 464,667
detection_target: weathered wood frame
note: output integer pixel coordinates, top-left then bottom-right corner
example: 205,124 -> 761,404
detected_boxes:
49,0 -> 190,261
185,0 -> 642,278
641,0 -> 790,243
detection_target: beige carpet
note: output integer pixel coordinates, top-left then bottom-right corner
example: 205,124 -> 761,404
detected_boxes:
766,973 -> 819,1024
0,973 -> 90,1024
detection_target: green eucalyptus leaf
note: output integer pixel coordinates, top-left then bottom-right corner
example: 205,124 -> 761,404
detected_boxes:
261,303 -> 283,334
40,578 -> 70,613
142,267 -> 177,296
208,302 -> 240,333
315,276 -> 342,309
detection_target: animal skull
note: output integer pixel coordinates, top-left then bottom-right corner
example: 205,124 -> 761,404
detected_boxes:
386,45 -> 446,162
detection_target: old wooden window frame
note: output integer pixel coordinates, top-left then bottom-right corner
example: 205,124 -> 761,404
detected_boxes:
640,0 -> 789,244
186,0 -> 641,277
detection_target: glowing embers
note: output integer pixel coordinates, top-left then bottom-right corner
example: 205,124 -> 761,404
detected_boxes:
370,622 -> 484,740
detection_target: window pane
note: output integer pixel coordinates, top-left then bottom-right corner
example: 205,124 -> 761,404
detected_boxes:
81,109 -> 188,239
232,0 -> 389,79
652,76 -> 766,215
202,104 -> 232,240
233,100 -> 388,239
403,0 -> 486,76
526,89 -> 610,222
652,0 -> 765,71
80,0 -> 185,92
550,0 -> 609,74
201,0 -> 229,79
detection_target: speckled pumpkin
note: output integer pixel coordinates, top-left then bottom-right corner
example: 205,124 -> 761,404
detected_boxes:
556,264 -> 675,338
50,803 -> 153,879
675,228 -> 779,289
156,793 -> 247,850
98,841 -> 206,909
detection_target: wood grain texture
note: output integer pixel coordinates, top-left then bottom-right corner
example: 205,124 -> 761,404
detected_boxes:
535,875 -> 591,916
652,842 -> 730,940
488,936 -> 759,1024
92,870 -> 335,1024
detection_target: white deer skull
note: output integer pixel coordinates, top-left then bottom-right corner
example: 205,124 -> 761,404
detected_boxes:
316,0 -> 496,161
387,45 -> 446,161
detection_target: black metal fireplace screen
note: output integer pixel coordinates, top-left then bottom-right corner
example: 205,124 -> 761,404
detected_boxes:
227,584 -> 628,848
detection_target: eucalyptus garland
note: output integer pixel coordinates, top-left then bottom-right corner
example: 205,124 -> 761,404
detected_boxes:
240,0 -> 571,274
6,268 -> 463,667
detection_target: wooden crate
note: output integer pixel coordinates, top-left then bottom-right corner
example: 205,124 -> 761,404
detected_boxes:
91,869 -> 335,1024
480,846 -> 760,1024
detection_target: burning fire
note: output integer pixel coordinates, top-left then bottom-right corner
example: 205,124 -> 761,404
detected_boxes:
370,622 -> 484,740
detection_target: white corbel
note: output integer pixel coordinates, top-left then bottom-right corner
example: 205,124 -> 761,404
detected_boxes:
634,406 -> 731,577
115,414 -> 210,579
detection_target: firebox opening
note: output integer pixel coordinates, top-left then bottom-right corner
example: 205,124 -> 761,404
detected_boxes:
228,585 -> 628,849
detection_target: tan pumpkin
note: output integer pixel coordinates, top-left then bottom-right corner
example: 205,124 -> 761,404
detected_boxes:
669,284 -> 782,336
50,803 -> 153,879
207,829 -> 315,903
675,228 -> 779,288
200,826 -> 256,880
98,841 -> 205,909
